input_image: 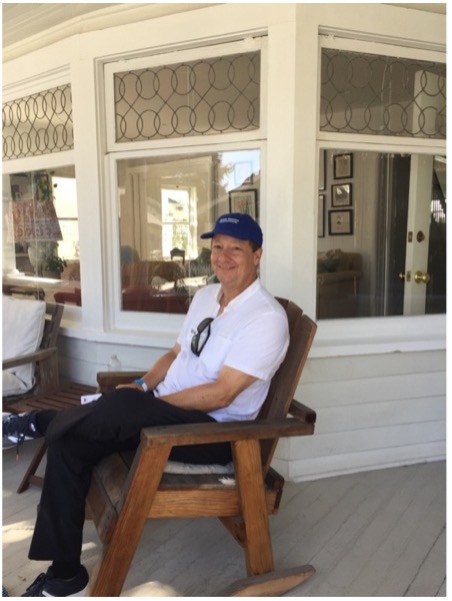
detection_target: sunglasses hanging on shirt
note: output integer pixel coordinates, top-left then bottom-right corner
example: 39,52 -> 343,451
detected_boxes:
191,317 -> 214,356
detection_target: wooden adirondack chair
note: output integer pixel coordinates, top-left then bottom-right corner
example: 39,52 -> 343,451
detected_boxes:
3,297 -> 96,493
86,299 -> 317,596
3,301 -> 63,411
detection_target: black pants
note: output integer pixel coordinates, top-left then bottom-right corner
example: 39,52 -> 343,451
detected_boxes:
28,388 -> 231,562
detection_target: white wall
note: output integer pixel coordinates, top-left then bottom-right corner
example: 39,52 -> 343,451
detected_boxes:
3,3 -> 446,481
273,350 -> 446,482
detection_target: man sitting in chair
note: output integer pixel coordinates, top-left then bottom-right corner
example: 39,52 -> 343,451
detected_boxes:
3,213 -> 289,597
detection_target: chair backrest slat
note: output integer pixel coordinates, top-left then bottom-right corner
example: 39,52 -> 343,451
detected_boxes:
258,298 -> 316,475
41,303 -> 64,349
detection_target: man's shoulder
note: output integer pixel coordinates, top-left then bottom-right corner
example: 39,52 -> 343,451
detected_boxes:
253,283 -> 287,316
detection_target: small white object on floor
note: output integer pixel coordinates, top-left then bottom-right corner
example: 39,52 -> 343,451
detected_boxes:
121,581 -> 180,596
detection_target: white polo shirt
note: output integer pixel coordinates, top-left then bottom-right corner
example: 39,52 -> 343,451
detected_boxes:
155,280 -> 289,422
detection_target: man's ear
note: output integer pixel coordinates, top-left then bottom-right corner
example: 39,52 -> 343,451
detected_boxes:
254,247 -> 263,265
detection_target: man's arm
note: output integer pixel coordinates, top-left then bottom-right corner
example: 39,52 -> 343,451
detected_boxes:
159,365 -> 257,413
116,344 -> 180,391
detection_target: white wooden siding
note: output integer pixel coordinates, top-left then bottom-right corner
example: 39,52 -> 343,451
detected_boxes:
273,350 -> 446,481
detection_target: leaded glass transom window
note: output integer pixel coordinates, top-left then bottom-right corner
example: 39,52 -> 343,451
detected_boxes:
2,84 -> 73,160
113,51 -> 260,142
320,49 -> 446,139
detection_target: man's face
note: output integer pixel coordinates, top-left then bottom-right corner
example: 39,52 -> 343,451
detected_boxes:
210,234 -> 262,292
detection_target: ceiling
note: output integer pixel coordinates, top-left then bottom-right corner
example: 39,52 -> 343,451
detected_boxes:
2,3 -> 214,60
2,3 -> 446,57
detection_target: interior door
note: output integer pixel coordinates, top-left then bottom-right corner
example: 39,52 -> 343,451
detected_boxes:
402,155 -> 446,316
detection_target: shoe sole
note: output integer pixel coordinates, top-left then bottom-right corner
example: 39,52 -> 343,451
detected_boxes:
42,585 -> 88,597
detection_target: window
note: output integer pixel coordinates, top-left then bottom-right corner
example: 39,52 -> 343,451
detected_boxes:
117,149 -> 260,313
316,150 -> 446,319
3,84 -> 73,160
113,51 -> 260,142
106,40 -> 265,317
317,44 -> 446,320
3,166 -> 81,305
320,48 -> 446,139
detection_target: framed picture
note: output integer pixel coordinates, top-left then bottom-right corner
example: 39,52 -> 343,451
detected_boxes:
328,209 -> 354,235
331,183 -> 353,207
318,194 -> 325,238
228,189 -> 258,218
318,150 -> 326,191
333,153 -> 353,179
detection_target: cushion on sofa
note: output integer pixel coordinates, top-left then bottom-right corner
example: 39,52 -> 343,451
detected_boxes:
317,256 -> 339,273
2,296 -> 46,396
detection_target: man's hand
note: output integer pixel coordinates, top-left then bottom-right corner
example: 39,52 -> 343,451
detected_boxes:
116,381 -> 144,391
115,345 -> 180,392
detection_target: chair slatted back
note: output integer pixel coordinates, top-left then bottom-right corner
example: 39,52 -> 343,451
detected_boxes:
41,303 -> 64,349
258,299 -> 317,476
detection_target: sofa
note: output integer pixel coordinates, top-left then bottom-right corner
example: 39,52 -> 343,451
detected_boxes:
317,249 -> 362,319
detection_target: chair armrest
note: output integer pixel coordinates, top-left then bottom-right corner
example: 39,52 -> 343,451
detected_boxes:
289,399 -> 316,424
140,413 -> 315,449
97,371 -> 145,391
2,346 -> 57,370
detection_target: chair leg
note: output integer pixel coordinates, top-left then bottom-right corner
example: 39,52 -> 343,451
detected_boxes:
88,444 -> 172,597
17,440 -> 47,493
227,440 -> 316,597
232,439 -> 274,576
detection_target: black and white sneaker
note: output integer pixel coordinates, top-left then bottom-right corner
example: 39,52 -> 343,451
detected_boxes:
2,411 -> 40,451
22,566 -> 89,597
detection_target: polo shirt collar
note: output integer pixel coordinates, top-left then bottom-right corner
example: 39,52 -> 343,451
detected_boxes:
216,278 -> 261,313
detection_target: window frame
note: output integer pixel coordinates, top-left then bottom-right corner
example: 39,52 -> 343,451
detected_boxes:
104,37 -> 267,154
104,140 -> 266,333
313,35 -> 446,355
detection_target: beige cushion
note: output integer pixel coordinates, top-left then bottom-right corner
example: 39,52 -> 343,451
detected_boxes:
2,296 -> 46,396
164,460 -> 234,475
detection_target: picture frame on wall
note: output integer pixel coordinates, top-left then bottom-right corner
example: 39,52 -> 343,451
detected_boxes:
319,150 -> 326,191
331,183 -> 353,207
333,153 -> 353,179
328,209 -> 354,235
229,189 -> 258,218
318,194 -> 325,237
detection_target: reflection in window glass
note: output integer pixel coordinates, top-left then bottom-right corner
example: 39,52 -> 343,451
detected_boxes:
117,149 -> 260,313
2,166 -> 81,306
316,150 -> 446,319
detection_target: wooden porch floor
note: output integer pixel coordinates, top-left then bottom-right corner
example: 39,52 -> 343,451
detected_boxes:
2,439 -> 446,597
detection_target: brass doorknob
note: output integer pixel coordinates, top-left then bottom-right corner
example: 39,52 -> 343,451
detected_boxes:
414,271 -> 430,284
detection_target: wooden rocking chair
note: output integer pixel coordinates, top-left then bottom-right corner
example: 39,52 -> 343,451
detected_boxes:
86,299 -> 317,596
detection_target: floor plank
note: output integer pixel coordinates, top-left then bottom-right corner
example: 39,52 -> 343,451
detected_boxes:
2,439 -> 446,597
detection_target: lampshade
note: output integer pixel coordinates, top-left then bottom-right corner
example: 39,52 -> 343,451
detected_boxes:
9,199 -> 63,243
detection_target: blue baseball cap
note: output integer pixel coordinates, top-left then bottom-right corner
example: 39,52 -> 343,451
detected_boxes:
200,213 -> 263,247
